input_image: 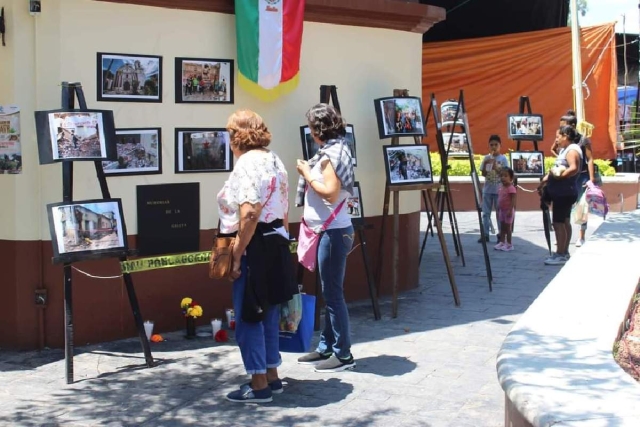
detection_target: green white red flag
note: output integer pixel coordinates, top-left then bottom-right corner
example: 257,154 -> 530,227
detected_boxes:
235,0 -> 305,102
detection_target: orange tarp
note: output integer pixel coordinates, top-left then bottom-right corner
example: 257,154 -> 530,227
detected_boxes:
422,24 -> 618,160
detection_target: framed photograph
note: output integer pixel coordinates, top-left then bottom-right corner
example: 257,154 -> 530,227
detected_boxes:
97,52 -> 162,103
383,144 -> 433,186
507,114 -> 543,141
47,198 -> 127,263
509,151 -> 545,177
300,126 -> 319,161
175,128 -> 232,174
175,57 -> 233,104
300,125 -> 357,166
34,109 -> 117,164
440,99 -> 462,123
102,128 -> 162,177
345,125 -> 357,166
374,96 -> 425,139
444,132 -> 470,157
347,181 -> 364,226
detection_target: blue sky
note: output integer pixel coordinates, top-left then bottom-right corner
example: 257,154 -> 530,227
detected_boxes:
101,56 -> 160,79
579,0 -> 638,33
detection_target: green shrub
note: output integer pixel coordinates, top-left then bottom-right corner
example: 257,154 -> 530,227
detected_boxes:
430,152 -> 616,177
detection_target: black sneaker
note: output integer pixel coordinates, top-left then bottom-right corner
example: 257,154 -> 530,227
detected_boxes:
242,378 -> 284,394
477,236 -> 489,243
297,351 -> 331,365
225,384 -> 273,403
314,354 -> 356,372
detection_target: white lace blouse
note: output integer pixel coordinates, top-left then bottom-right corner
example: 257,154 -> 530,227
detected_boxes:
216,149 -> 289,234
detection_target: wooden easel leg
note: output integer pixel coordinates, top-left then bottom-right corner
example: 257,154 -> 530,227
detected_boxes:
357,227 -> 381,320
375,186 -> 390,297
426,188 -> 461,306
391,190 -> 400,318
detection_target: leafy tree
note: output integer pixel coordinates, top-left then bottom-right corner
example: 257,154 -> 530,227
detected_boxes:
568,0 -> 588,25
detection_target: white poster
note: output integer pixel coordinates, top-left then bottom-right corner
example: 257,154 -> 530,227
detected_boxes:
0,105 -> 21,174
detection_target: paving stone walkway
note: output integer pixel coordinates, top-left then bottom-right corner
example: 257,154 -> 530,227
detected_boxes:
0,212 -> 603,427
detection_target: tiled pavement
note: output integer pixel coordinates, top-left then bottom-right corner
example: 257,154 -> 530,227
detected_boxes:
0,212 -> 603,427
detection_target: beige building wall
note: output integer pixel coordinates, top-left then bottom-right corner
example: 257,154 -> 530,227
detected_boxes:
2,0 -> 423,241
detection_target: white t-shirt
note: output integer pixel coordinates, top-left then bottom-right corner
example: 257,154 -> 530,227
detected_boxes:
303,159 -> 352,231
217,149 -> 289,234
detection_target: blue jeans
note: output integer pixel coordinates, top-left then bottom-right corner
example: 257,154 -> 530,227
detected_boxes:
481,192 -> 499,235
316,225 -> 354,359
233,257 -> 281,375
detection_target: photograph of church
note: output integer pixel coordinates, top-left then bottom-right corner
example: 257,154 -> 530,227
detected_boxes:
98,52 -> 162,102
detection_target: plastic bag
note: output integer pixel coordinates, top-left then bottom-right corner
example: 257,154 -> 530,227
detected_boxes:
572,191 -> 589,225
279,285 -> 303,333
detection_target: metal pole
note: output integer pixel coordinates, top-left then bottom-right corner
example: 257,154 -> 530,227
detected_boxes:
570,0 -> 584,123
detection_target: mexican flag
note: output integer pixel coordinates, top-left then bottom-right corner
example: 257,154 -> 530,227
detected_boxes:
235,0 -> 305,102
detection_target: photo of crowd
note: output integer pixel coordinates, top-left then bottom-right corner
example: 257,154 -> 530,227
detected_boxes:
375,96 -> 425,139
510,151 -> 545,177
102,129 -> 160,176
508,114 -> 543,140
347,182 -> 364,223
383,145 -> 433,185
176,58 -> 233,103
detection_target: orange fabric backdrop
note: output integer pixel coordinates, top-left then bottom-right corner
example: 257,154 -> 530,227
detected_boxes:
422,24 -> 618,160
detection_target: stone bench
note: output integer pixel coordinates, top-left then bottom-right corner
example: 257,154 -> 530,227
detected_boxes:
497,210 -> 640,426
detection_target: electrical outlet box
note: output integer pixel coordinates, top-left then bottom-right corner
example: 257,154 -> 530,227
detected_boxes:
35,289 -> 47,306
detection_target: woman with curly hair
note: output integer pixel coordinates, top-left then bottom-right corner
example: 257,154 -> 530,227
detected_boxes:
295,103 -> 356,372
217,110 -> 296,403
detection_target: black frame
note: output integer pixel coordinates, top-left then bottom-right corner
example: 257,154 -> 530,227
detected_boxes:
102,127 -> 162,177
347,181 -> 364,226
35,108 -> 117,164
175,57 -> 234,104
300,125 -> 318,161
507,114 -> 544,141
175,128 -> 233,174
509,150 -> 546,177
47,198 -> 128,264
300,124 -> 357,166
374,96 -> 425,140
97,52 -> 163,103
382,144 -> 434,186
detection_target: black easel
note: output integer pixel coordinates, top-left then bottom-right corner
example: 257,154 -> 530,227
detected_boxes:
515,96 -> 538,152
420,94 -> 465,267
59,82 -> 154,384
457,90 -> 493,291
375,90 -> 460,318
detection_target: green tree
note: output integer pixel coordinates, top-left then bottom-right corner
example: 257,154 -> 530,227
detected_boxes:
568,0 -> 588,25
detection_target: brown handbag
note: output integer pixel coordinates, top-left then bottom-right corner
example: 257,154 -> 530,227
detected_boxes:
209,224 -> 235,280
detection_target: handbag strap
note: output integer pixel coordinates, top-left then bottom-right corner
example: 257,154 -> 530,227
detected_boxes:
320,199 -> 346,232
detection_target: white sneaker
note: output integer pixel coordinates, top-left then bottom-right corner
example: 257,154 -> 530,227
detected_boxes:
544,253 -> 567,265
500,243 -> 514,252
575,239 -> 585,247
494,242 -> 505,251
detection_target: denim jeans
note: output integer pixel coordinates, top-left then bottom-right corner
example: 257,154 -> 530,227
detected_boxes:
481,192 -> 499,235
233,257 -> 281,375
316,225 -> 354,359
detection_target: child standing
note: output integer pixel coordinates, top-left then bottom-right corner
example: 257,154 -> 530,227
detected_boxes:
495,167 -> 517,252
479,135 -> 509,243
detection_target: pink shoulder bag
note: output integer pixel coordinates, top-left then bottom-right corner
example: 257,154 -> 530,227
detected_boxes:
297,199 -> 346,272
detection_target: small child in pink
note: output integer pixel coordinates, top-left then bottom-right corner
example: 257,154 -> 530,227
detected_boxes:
495,167 -> 517,252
